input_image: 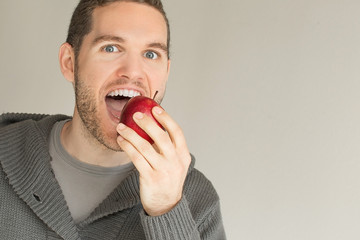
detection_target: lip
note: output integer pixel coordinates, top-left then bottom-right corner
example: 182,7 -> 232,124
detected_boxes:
104,86 -> 146,125
105,85 -> 147,98
107,107 -> 122,125
105,97 -> 127,125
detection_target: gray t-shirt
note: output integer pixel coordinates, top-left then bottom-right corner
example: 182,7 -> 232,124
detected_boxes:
49,120 -> 134,223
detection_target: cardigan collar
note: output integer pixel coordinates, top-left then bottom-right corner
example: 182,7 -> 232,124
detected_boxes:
0,113 -> 81,240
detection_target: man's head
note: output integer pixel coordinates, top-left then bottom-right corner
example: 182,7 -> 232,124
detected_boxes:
59,0 -> 171,151
66,0 -> 170,59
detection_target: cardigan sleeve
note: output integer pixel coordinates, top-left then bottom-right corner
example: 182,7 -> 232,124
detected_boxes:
139,196 -> 226,240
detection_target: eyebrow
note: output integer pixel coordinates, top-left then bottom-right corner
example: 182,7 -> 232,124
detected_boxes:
92,35 -> 125,45
148,42 -> 168,54
92,34 -> 168,54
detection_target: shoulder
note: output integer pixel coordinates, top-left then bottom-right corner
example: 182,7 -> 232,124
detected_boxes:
0,113 -> 71,150
0,113 -> 70,133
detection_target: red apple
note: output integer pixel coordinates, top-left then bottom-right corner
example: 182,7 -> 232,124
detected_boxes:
119,94 -> 164,144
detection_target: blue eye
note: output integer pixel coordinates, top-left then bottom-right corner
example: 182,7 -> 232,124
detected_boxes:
144,51 -> 158,59
104,45 -> 119,53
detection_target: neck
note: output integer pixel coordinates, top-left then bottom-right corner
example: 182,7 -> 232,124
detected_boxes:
61,116 -> 130,167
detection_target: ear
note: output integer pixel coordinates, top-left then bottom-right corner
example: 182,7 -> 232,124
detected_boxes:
59,42 -> 76,84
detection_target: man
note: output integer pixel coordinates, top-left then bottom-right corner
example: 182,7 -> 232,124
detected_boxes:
0,0 -> 226,239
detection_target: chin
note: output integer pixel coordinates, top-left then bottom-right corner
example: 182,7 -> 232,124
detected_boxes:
99,139 -> 122,152
103,133 -> 123,152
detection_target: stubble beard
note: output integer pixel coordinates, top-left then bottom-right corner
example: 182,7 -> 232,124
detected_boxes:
74,67 -> 121,152
73,62 -> 167,153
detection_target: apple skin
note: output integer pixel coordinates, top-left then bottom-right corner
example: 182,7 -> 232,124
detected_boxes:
119,96 -> 164,144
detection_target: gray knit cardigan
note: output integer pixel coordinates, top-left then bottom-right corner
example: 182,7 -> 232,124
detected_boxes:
0,113 -> 226,240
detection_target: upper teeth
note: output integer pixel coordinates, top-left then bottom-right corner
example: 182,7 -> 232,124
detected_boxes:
107,89 -> 141,98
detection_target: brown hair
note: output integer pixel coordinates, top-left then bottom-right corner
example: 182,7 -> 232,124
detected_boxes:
66,0 -> 170,59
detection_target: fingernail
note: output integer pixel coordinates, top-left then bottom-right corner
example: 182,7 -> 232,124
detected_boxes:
118,123 -> 126,131
153,106 -> 163,115
134,112 -> 144,119
117,135 -> 125,142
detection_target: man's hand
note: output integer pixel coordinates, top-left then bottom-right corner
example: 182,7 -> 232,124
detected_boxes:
116,106 -> 191,216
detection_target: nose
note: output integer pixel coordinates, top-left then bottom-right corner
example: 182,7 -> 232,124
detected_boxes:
117,52 -> 145,81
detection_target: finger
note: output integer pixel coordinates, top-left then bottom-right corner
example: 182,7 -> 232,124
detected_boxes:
151,108 -> 191,167
117,123 -> 159,168
152,107 -> 189,152
132,112 -> 175,157
117,135 -> 153,174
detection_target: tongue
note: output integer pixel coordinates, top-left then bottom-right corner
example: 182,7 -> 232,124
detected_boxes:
106,97 -> 129,116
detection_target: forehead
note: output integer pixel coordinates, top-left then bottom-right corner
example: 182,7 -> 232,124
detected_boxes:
90,2 -> 167,43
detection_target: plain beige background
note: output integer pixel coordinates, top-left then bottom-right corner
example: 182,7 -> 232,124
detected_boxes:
1,1 -> 360,239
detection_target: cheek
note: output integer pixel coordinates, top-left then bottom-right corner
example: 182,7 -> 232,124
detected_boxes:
149,61 -> 169,82
150,70 -> 168,90
78,60 -> 114,86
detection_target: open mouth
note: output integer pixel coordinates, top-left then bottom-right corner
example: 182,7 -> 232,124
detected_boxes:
105,89 -> 141,120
